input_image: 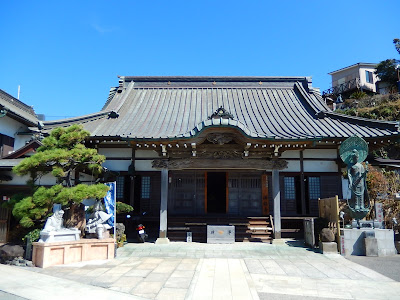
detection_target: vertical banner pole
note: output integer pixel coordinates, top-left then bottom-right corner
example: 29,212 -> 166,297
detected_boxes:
114,181 -> 116,245
104,182 -> 117,253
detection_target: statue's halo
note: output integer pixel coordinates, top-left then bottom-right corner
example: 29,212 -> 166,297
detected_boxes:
339,136 -> 368,165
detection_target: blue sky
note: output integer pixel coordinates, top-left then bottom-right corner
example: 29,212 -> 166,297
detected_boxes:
1,1 -> 398,120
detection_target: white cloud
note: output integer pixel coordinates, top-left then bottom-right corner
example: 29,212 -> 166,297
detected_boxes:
90,22 -> 117,34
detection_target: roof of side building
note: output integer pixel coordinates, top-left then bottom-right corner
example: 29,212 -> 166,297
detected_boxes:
328,62 -> 377,75
0,89 -> 38,126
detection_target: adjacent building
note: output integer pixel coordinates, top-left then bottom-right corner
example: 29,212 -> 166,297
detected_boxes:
323,63 -> 379,98
0,89 -> 42,242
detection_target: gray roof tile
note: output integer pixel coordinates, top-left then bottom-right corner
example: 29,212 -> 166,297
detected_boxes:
42,77 -> 400,141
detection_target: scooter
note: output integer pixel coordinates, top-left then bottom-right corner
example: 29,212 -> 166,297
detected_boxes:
136,223 -> 148,242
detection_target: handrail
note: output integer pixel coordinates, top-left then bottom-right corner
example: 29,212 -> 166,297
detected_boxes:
322,78 -> 361,96
269,215 -> 275,237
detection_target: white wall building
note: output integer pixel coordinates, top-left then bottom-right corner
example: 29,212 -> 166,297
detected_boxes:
324,63 -> 378,98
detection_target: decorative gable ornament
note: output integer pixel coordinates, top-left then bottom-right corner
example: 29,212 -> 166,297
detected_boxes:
208,106 -> 234,120
0,108 -> 6,118
206,133 -> 234,145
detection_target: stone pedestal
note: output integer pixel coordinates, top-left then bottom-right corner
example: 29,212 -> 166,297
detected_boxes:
365,238 -> 378,257
155,238 -> 170,244
341,228 -> 396,257
32,238 -> 115,268
38,228 -> 81,243
319,242 -> 338,254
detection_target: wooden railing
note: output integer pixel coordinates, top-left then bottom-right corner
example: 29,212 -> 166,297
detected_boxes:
269,214 -> 274,237
318,196 -> 340,248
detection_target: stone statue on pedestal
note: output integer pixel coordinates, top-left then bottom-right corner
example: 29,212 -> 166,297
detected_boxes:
340,136 -> 370,223
85,200 -> 112,239
39,207 -> 80,243
42,209 -> 65,232
348,149 -> 369,210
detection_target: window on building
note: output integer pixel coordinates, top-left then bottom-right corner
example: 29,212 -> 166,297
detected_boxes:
141,176 -> 151,198
284,177 -> 296,199
116,176 -> 125,199
0,134 -> 14,158
337,78 -> 345,85
308,177 -> 321,200
365,70 -> 373,83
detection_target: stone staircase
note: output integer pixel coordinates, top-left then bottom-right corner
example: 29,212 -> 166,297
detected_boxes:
167,216 -> 273,243
281,217 -> 305,239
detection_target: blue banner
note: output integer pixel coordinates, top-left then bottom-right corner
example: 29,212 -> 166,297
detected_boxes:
104,182 -> 116,227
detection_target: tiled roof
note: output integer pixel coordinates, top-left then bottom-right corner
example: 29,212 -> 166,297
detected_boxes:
43,111 -> 113,132
2,140 -> 42,159
42,76 -> 400,141
0,158 -> 24,169
0,89 -> 38,125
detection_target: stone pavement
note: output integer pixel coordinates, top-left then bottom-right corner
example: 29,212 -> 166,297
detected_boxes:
347,254 -> 400,282
1,240 -> 400,300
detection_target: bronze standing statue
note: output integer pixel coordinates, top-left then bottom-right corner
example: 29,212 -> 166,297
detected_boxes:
340,136 -> 370,223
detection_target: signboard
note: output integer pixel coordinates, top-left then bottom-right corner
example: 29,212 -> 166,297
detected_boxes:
262,174 -> 269,215
375,202 -> 384,223
207,225 -> 235,244
340,235 -> 345,255
304,218 -> 315,248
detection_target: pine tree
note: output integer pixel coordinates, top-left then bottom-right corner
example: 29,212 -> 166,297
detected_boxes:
11,125 -> 109,229
394,38 -> 400,55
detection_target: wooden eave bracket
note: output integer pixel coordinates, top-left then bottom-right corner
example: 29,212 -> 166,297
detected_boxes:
274,145 -> 282,157
161,144 -> 167,157
191,143 -> 197,157
244,143 -> 251,157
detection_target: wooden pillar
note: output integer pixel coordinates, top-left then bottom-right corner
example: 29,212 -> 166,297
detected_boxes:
272,168 -> 281,239
300,150 -> 306,215
261,173 -> 269,215
129,147 -> 135,208
156,168 -> 170,244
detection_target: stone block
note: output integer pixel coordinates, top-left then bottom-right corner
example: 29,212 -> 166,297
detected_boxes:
341,228 -> 397,257
32,238 -> 115,268
319,242 -> 338,254
207,225 -> 235,244
39,228 -> 81,243
364,238 -> 378,257
155,238 -> 170,244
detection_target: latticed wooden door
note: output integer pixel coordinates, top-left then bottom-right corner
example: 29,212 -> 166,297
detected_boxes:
169,171 -> 205,215
228,172 -> 262,215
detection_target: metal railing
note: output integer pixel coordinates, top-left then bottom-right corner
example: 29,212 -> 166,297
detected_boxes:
323,78 -> 361,97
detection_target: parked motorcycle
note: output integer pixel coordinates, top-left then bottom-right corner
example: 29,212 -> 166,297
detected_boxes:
136,223 -> 148,242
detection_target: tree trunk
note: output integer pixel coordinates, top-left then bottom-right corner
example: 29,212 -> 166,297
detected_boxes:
64,203 -> 86,236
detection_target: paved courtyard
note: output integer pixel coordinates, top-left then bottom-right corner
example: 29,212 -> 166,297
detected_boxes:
2,240 -> 400,300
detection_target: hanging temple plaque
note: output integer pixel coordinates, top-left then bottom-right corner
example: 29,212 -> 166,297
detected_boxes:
152,158 -> 288,170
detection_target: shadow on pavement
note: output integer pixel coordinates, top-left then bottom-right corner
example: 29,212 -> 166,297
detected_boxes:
284,240 -> 321,253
